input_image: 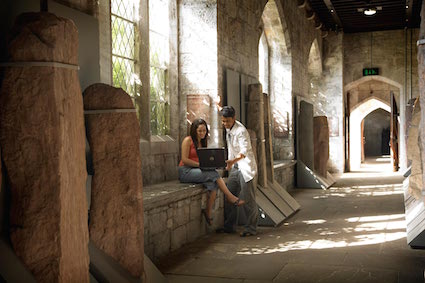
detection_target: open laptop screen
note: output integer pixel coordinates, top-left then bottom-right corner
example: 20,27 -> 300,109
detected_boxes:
197,148 -> 227,169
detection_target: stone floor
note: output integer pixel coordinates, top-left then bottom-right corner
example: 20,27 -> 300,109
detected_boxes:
157,157 -> 425,283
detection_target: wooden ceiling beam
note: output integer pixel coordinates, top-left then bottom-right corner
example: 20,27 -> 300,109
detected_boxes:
323,0 -> 343,29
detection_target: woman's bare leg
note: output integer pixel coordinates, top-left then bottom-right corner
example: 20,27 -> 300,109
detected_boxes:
216,178 -> 245,206
206,190 -> 217,219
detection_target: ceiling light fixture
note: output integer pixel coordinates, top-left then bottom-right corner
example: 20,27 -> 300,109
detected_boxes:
364,8 -> 377,16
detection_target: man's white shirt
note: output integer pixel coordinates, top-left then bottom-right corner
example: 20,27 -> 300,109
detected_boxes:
226,120 -> 257,182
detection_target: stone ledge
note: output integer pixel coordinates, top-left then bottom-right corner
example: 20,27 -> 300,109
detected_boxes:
139,135 -> 179,156
143,181 -> 205,211
274,160 -> 297,170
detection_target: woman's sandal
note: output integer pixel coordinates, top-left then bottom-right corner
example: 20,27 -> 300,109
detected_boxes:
201,209 -> 213,226
233,198 -> 245,206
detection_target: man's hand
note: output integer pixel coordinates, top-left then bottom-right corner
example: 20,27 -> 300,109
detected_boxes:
225,159 -> 234,170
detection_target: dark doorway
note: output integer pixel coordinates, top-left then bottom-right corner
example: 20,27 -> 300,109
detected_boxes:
362,108 -> 390,158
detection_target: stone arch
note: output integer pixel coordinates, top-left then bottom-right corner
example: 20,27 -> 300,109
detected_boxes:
308,38 -> 322,77
307,38 -> 322,101
260,0 -> 293,160
349,97 -> 391,171
344,75 -> 402,93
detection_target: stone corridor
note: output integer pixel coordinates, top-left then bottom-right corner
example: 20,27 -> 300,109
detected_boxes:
158,158 -> 425,283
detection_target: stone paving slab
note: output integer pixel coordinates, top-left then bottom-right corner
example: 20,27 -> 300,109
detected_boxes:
167,275 -> 243,283
273,263 -> 398,283
160,169 -> 425,283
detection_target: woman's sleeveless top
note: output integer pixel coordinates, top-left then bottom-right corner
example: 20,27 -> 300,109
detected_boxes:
179,139 -> 199,166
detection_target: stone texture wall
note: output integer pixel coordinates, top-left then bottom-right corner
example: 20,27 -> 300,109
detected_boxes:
54,0 -> 97,15
179,0 -> 220,145
344,29 -> 418,170
312,33 -> 344,173
144,182 -> 223,263
348,80 -> 400,111
263,0 -> 293,161
274,162 -> 296,191
344,30 -> 418,93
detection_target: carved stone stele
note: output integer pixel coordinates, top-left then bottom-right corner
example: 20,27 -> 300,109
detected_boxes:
313,116 -> 329,177
0,12 -> 89,282
84,83 -> 144,277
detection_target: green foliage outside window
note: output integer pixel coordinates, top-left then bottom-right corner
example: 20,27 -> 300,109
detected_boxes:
150,51 -> 170,135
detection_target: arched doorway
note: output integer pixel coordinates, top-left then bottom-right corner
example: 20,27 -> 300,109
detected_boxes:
345,76 -> 402,172
349,98 -> 391,171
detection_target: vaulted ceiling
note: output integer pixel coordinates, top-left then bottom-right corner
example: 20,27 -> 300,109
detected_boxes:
308,0 -> 423,33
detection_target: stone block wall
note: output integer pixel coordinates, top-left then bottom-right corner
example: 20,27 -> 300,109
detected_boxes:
344,29 -> 419,170
313,33 -> 344,173
274,161 -> 296,191
143,182 -> 224,264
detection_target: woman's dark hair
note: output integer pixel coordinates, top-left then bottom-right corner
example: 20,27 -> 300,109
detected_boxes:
190,118 -> 209,148
220,106 -> 236,118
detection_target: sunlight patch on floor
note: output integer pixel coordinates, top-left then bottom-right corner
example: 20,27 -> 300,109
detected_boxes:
236,213 -> 406,255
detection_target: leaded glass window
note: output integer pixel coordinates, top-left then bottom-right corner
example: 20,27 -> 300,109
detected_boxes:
111,0 -> 139,97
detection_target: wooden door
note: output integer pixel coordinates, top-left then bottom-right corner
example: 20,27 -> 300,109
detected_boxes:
390,91 -> 399,171
361,119 -> 365,163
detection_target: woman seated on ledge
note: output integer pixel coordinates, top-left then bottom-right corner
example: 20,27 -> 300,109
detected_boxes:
178,118 -> 245,225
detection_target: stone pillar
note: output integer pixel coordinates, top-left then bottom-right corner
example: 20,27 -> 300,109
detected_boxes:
313,116 -> 330,177
0,13 -> 89,282
246,84 -> 267,187
84,83 -> 144,277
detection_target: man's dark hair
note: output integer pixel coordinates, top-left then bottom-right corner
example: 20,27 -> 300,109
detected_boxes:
220,106 -> 235,118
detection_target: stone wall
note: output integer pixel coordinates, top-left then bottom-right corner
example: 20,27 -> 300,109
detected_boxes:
54,0 -> 97,15
274,161 -> 296,191
143,182 -> 224,264
179,0 -> 220,146
344,29 -> 418,170
313,33 -> 344,173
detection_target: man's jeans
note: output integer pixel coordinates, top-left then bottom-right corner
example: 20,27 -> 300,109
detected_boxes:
224,167 -> 258,234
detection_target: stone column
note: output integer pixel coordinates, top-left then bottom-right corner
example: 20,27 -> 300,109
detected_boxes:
0,13 -> 89,282
313,116 -> 329,177
84,83 -> 144,278
246,84 -> 267,187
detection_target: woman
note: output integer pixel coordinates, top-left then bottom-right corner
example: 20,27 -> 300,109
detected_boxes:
179,118 -> 244,225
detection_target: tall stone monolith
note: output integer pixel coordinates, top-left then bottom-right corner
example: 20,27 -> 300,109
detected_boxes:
313,116 -> 329,177
247,84 -> 267,187
84,83 -> 144,277
0,13 -> 89,282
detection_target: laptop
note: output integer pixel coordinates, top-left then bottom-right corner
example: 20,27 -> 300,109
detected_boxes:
198,148 -> 227,170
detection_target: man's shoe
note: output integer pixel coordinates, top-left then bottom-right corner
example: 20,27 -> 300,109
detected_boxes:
240,231 -> 256,237
216,227 -> 235,234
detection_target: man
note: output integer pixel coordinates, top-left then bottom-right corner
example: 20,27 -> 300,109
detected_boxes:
218,106 -> 258,237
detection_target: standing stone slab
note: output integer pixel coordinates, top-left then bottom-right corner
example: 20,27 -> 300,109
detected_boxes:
247,83 -> 267,187
0,13 -> 89,282
84,83 -> 144,277
313,116 -> 329,177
